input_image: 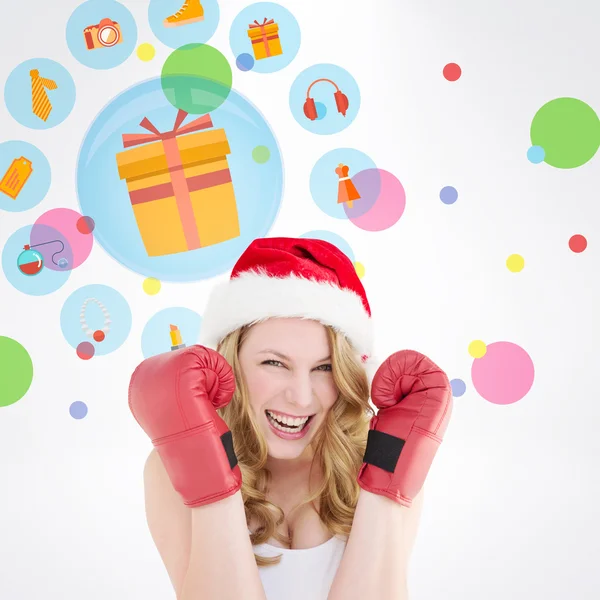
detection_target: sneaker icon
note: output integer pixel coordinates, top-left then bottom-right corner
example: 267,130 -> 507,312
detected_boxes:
163,0 -> 204,28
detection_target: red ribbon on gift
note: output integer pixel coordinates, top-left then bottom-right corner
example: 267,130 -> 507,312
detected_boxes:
122,109 -> 214,251
248,18 -> 276,57
122,109 -> 213,148
249,18 -> 275,29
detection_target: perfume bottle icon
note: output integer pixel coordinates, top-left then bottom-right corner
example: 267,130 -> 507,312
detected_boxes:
17,239 -> 69,276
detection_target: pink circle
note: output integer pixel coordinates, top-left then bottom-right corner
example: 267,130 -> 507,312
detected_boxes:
33,208 -> 93,270
347,169 -> 406,232
471,341 -> 535,405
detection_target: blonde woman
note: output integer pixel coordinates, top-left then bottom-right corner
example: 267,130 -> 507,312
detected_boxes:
129,237 -> 453,600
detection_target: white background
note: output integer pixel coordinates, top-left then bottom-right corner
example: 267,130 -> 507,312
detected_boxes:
0,0 -> 599,598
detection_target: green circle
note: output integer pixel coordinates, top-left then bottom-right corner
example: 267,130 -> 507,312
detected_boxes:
161,44 -> 233,115
0,336 -> 33,408
252,145 -> 271,164
530,98 -> 600,168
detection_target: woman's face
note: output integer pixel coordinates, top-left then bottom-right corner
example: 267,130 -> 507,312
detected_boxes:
238,318 -> 339,461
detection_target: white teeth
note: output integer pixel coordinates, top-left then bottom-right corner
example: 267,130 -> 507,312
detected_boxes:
266,410 -> 310,427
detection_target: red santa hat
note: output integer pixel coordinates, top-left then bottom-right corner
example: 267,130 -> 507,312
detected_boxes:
199,237 -> 375,369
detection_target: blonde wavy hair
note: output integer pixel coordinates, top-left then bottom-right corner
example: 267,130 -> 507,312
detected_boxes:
216,319 -> 374,567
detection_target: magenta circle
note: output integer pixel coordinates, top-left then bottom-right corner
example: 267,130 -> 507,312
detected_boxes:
346,169 -> 406,231
471,341 -> 535,405
32,208 -> 93,271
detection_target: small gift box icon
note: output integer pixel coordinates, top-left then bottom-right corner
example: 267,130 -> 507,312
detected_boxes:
247,18 -> 283,60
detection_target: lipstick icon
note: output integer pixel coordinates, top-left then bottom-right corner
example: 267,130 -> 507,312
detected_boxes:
169,324 -> 186,351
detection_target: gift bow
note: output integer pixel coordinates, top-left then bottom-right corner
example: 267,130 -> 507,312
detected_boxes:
122,109 -> 213,149
249,18 -> 274,29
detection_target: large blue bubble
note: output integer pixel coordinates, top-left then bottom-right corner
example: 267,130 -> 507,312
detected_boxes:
77,77 -> 283,281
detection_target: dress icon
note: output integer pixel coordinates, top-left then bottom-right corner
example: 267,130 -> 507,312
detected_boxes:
335,164 -> 360,208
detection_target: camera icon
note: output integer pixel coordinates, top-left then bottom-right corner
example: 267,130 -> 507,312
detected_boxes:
83,18 -> 123,50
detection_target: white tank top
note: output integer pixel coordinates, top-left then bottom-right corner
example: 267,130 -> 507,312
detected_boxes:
252,534 -> 347,599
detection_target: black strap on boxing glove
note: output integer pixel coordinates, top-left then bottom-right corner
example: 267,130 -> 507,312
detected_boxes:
221,430 -> 238,470
362,429 -> 405,473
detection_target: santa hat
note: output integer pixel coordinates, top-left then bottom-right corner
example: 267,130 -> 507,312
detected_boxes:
199,237 -> 376,374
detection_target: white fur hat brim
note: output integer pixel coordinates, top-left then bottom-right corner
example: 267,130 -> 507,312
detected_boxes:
198,270 -> 374,360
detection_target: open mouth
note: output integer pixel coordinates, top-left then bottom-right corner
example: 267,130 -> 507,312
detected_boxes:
265,410 -> 315,434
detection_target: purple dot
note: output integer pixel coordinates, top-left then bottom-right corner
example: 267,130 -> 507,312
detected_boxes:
440,186 -> 458,205
450,378 -> 466,397
236,53 -> 255,72
70,401 -> 88,419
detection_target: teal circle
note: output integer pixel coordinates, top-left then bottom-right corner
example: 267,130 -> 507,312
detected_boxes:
229,3 -> 301,74
4,58 -> 76,129
161,44 -> 233,115
66,0 -> 137,69
149,0 -> 220,49
0,337 -> 34,407
527,145 -> 545,164
60,284 -> 132,356
0,141 -> 51,212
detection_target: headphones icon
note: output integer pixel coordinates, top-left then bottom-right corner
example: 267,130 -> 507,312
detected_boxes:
303,78 -> 349,121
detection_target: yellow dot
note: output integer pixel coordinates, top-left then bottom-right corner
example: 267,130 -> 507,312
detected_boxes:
468,340 -> 487,359
506,253 -> 525,272
137,43 -> 156,62
143,277 -> 161,295
354,261 -> 365,278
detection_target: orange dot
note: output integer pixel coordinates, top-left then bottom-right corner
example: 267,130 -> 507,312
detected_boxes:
568,234 -> 587,253
93,330 -> 105,342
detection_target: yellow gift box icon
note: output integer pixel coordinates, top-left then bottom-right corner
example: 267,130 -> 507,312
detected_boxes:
247,18 -> 283,60
116,109 -> 241,258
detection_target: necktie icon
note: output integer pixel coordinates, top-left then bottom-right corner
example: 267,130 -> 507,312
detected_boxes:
30,69 -> 58,122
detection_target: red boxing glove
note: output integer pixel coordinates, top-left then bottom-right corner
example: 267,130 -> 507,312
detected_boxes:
128,345 -> 242,508
357,349 -> 453,507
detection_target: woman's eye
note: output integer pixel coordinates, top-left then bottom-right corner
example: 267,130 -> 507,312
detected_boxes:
316,364 -> 332,372
263,359 -> 284,367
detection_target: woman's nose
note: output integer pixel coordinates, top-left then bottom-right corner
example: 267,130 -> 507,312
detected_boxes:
284,374 -> 314,408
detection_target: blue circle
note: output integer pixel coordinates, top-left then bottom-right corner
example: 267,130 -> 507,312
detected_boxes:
230,3 -> 301,74
142,307 -> 202,358
440,185 -> 458,205
450,378 -> 466,397
70,401 -> 89,419
60,284 -> 132,355
4,58 -> 76,129
0,141 -> 51,212
76,77 -> 283,282
149,0 -> 219,49
527,145 -> 545,164
310,148 -> 377,219
2,225 -> 71,295
289,63 -> 360,135
314,102 -> 327,121
66,1 -> 137,69
236,53 -> 255,71
300,230 -> 355,263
